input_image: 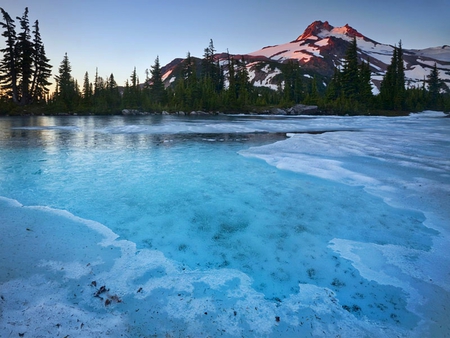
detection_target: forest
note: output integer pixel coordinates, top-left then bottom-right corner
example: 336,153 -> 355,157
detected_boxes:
1,7 -> 449,116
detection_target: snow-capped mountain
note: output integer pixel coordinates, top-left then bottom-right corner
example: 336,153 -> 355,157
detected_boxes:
161,20 -> 450,93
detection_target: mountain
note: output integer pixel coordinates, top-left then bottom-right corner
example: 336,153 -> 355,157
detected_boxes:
161,20 -> 450,93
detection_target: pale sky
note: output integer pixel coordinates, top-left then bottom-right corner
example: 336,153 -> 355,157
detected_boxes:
1,0 -> 448,88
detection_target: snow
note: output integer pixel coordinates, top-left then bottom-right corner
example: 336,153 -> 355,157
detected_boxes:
1,113 -> 449,337
314,38 -> 330,47
405,64 -> 430,81
250,65 -> 281,91
412,46 -> 450,62
249,41 -> 321,62
364,51 -> 393,65
161,69 -> 173,82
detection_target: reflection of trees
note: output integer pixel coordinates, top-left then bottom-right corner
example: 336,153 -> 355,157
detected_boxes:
0,115 -> 290,151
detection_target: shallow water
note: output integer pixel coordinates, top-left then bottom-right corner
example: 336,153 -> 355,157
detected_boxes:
0,113 -> 449,337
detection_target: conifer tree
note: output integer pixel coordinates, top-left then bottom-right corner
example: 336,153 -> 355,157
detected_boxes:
0,8 -> 51,106
142,68 -> 151,107
358,59 -> 373,106
341,37 -> 359,101
395,40 -> 405,109
0,7 -> 18,103
293,64 -> 304,104
122,79 -> 131,108
427,63 -> 441,109
82,71 -> 92,107
237,56 -> 250,107
183,52 -> 200,110
150,55 -> 166,106
106,73 -> 121,111
54,53 -> 77,111
30,20 -> 52,103
226,52 -> 237,109
202,39 -> 223,93
379,42 -> 405,110
15,7 -> 33,104
325,67 -> 342,102
124,67 -> 141,108
304,76 -> 319,105
90,69 -> 108,112
282,60 -> 295,105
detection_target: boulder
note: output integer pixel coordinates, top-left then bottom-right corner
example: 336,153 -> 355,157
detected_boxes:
122,109 -> 140,115
287,104 -> 318,115
270,108 -> 287,115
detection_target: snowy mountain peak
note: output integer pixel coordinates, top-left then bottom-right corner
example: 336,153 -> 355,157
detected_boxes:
295,21 -> 365,42
330,24 -> 365,39
295,20 -> 333,41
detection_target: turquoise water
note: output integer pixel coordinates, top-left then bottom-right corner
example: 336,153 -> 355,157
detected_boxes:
0,114 -> 449,337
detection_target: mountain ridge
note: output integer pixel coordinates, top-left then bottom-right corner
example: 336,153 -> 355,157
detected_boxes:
161,20 -> 450,93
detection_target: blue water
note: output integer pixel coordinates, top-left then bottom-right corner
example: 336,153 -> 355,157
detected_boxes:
0,114 -> 448,337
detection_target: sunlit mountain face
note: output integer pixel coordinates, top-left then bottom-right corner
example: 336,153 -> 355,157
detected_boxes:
160,21 -> 450,94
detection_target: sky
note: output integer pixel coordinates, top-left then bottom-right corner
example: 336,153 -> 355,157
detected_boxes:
0,0 -> 449,89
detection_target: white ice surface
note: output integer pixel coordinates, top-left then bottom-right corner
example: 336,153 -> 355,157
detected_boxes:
1,112 -> 449,337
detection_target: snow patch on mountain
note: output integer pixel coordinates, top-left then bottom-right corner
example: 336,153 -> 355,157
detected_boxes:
412,46 -> 450,62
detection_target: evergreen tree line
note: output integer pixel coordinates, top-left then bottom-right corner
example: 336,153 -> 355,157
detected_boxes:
1,8 -> 449,115
0,7 -> 52,108
45,39 -> 315,114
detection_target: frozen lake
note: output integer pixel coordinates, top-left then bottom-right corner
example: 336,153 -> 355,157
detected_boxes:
0,112 -> 449,337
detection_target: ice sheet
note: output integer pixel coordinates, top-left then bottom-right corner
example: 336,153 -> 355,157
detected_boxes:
1,112 -> 449,337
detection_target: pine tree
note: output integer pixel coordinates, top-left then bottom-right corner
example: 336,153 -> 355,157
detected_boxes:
237,56 -> 250,107
304,76 -> 319,105
202,39 -> 222,93
82,71 -> 92,107
30,20 -> 52,103
341,37 -> 359,101
379,47 -> 397,109
54,53 -> 77,111
427,63 -> 441,109
395,40 -> 405,109
293,64 -> 304,104
150,55 -> 166,106
0,7 -> 19,103
282,60 -> 295,105
358,59 -> 373,107
0,8 -> 51,106
130,67 -> 141,108
226,52 -> 237,109
122,79 -> 131,108
106,73 -> 121,111
15,7 -> 33,105
183,52 -> 200,110
379,42 -> 405,110
325,67 -> 342,102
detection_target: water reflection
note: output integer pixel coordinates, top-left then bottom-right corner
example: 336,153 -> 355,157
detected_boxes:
0,115 -> 289,151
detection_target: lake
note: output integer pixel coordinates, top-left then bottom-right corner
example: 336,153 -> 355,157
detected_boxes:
0,112 -> 449,337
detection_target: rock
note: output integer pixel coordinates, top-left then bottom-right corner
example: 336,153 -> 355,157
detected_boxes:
287,104 -> 318,115
270,108 -> 287,115
122,109 -> 140,115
